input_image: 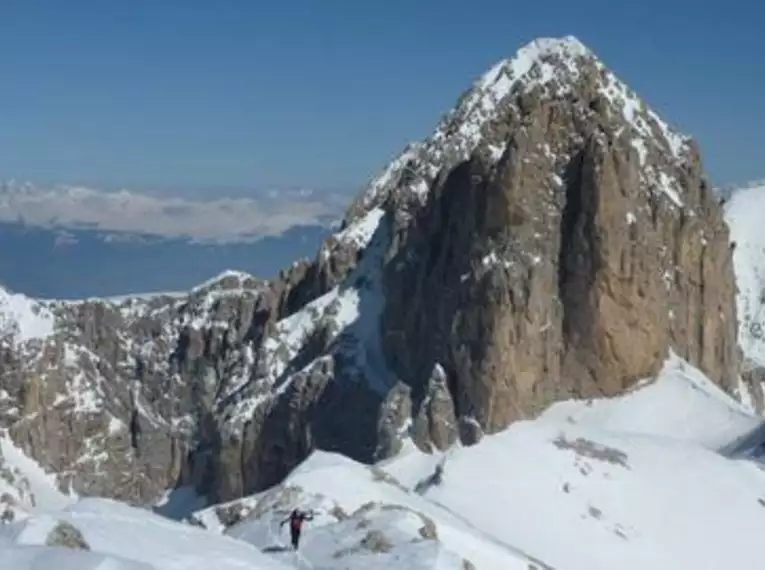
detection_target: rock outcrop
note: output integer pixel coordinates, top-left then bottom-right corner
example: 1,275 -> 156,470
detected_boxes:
45,520 -> 90,550
0,36 -> 749,506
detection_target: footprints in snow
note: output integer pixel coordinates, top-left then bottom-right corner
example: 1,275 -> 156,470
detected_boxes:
560,481 -> 634,541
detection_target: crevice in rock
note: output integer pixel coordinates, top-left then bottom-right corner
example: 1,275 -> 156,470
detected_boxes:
557,148 -> 587,342
129,408 -> 141,457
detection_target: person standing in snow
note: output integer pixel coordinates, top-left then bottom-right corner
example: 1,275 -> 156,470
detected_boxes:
280,508 -> 314,550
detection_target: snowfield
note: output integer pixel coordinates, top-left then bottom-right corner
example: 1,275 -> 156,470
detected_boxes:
0,540 -> 154,570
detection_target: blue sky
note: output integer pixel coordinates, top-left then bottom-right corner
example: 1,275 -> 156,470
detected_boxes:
0,0 -> 760,194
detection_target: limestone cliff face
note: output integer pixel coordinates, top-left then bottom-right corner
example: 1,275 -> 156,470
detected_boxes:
380,65 -> 738,434
0,36 -> 747,506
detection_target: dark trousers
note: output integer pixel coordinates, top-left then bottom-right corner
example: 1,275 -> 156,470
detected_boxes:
290,526 -> 301,549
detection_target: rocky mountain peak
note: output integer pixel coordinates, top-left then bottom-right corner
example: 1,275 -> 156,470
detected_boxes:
346,35 -> 693,228
0,35 -> 748,507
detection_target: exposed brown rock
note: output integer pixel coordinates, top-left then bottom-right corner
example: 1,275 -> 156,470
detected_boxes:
381,66 -> 738,436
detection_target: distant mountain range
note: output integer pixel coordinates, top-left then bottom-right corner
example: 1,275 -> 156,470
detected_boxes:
0,179 -> 347,241
0,180 -> 345,298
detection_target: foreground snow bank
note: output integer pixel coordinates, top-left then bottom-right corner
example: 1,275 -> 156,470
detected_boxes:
1,497 -> 289,570
0,536 -> 151,570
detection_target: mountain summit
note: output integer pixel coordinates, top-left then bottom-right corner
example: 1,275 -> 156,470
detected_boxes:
0,36 -> 752,509
347,35 -> 690,222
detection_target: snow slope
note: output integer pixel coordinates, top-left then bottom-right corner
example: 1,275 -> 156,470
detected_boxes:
391,420 -> 765,570
189,353 -> 765,570
381,355 -> 765,570
725,181 -> 765,368
223,205 -> 393,427
1,498 -> 290,570
0,539 -> 153,570
195,451 -> 543,570
538,350 -> 760,450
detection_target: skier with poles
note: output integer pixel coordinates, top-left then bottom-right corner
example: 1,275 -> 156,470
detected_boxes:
280,508 -> 314,550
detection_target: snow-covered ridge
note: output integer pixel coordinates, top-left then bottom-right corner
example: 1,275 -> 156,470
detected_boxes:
538,350 -> 760,449
36,269 -> 260,308
0,267 -> 264,376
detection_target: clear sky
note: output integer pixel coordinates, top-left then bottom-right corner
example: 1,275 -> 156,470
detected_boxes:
0,0 -> 760,194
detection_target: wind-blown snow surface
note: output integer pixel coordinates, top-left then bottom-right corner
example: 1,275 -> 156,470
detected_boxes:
192,354 -> 765,570
725,182 -> 765,368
